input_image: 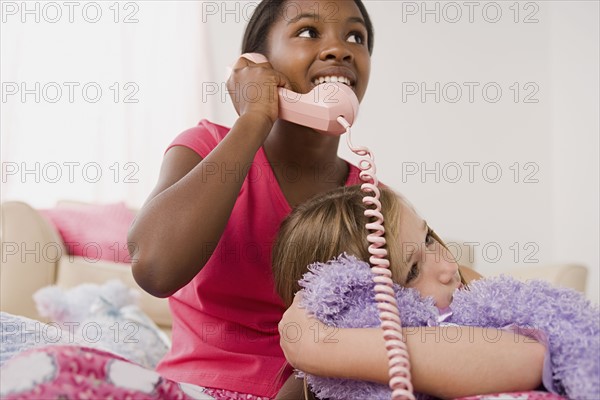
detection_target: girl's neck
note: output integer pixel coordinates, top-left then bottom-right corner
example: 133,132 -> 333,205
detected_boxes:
263,120 -> 349,207
263,120 -> 342,168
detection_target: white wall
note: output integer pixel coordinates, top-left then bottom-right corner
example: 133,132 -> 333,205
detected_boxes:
548,2 -> 599,303
2,1 -> 598,302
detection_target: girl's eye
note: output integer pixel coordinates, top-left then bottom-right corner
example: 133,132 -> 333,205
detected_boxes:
425,228 -> 436,247
347,32 -> 365,44
406,263 -> 419,284
298,27 -> 318,38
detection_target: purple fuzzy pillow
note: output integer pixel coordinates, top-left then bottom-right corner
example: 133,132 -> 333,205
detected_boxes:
298,253 -> 600,400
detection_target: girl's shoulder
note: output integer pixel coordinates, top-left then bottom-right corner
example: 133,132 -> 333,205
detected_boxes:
165,119 -> 231,158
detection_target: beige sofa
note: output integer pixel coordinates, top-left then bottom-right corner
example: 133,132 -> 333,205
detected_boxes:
0,201 -> 172,336
0,201 -> 589,338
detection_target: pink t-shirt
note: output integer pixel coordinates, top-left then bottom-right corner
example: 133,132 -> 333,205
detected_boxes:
155,119 -> 362,397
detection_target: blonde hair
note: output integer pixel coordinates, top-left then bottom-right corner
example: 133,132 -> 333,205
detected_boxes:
272,185 -> 466,307
272,185 -> 405,306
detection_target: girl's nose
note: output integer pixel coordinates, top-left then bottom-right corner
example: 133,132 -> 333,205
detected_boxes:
438,262 -> 458,284
435,243 -> 459,284
319,38 -> 353,62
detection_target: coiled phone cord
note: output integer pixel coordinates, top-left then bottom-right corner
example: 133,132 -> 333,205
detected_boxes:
337,116 -> 415,400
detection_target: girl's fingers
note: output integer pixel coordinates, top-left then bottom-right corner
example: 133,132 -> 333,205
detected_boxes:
275,71 -> 295,92
232,55 -> 294,91
227,54 -> 295,122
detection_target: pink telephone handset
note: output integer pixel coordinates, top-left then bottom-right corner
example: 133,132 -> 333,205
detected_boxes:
239,53 -> 359,135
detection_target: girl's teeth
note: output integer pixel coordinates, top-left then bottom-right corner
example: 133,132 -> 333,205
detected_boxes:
313,76 -> 351,86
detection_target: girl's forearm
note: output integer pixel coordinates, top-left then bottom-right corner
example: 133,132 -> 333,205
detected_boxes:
129,112 -> 273,297
405,326 -> 544,398
294,325 -> 544,399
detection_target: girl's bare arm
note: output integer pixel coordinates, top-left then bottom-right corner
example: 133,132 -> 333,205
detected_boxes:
279,294 -> 545,399
128,56 -> 294,298
128,113 -> 273,298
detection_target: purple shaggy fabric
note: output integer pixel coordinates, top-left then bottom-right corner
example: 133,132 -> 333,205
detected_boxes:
298,254 -> 600,400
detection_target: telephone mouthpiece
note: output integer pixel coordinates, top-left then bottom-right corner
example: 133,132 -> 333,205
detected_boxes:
278,83 -> 359,135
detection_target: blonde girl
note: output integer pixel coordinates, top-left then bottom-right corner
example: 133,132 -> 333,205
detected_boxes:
273,185 -> 546,398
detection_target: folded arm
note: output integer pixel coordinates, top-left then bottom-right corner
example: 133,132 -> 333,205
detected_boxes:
279,294 -> 545,399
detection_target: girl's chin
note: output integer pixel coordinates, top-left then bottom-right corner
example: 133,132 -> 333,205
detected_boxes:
436,294 -> 456,309
435,300 -> 452,309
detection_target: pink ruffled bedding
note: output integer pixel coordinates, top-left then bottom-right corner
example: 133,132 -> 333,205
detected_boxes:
0,345 -> 272,400
0,344 -> 566,399
0,345 -> 204,399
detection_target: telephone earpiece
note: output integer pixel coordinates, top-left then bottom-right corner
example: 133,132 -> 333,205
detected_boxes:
240,53 -> 269,64
238,53 -> 359,135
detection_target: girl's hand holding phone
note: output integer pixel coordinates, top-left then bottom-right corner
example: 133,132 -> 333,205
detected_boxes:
227,55 -> 294,126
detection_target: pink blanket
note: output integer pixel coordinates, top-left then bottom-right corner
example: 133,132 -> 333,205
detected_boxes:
0,345 -> 209,399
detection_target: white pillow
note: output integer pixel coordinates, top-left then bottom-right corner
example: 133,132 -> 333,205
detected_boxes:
0,312 -> 68,367
75,296 -> 170,369
32,280 -> 170,369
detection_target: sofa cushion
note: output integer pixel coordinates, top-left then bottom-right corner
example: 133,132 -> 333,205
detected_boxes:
39,202 -> 135,264
0,201 -> 61,320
